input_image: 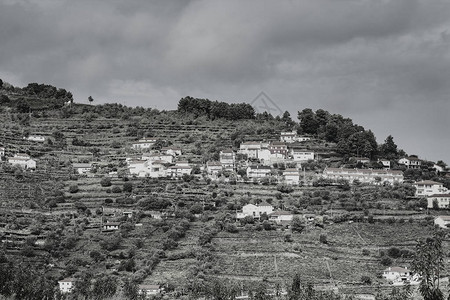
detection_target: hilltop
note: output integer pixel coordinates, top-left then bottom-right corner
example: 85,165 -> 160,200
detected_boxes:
0,80 -> 449,300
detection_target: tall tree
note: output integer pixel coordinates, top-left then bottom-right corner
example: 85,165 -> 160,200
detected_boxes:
380,135 -> 398,159
412,231 -> 445,300
88,96 -> 94,104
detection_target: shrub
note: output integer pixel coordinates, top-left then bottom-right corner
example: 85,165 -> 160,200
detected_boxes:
319,234 -> 328,244
362,249 -> 370,256
69,185 -> 79,193
123,182 -> 133,193
380,256 -> 392,266
387,247 -> 401,258
361,276 -> 372,285
111,186 -> 122,193
100,177 -> 112,187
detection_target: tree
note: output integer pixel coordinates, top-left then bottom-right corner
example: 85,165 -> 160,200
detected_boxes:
412,232 -> 445,300
88,96 -> 94,104
69,184 -> 79,193
100,177 -> 112,187
92,275 -> 117,299
298,108 -> 319,135
16,99 -> 31,113
380,135 -> 399,159
123,182 -> 133,193
123,278 -> 139,300
291,216 -> 305,233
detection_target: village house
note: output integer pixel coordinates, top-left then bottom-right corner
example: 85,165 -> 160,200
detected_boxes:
283,168 -> 301,185
434,216 -> 450,228
269,211 -> 294,223
102,222 -> 121,231
322,168 -> 404,184
246,165 -> 272,179
160,146 -> 182,156
236,202 -> 274,219
128,159 -> 149,177
142,153 -> 174,164
206,161 -> 223,176
148,160 -> 168,178
414,180 -> 448,197
378,159 -> 391,169
398,156 -> 422,169
168,162 -> 192,178
427,194 -> 450,209
72,163 -> 92,175
220,149 -> 235,171
351,157 -> 370,164
280,131 -> 297,143
58,278 -> 76,293
291,149 -> 315,162
25,135 -> 46,142
382,267 -> 412,282
8,153 -> 36,170
138,284 -> 162,296
132,138 -> 158,150
268,142 -> 288,158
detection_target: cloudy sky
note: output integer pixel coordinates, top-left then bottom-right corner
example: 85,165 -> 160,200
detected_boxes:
1,0 -> 449,163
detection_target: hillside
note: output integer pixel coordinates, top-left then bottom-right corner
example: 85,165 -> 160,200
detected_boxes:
0,81 -> 449,300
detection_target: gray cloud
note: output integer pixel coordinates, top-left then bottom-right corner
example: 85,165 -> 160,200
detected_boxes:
1,0 -> 450,162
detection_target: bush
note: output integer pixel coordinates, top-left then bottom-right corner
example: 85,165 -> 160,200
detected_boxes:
112,186 -> 122,193
361,275 -> 372,285
380,256 -> 392,266
69,185 -> 79,193
123,182 -> 133,193
387,247 -> 401,258
225,223 -> 239,233
362,249 -> 370,256
100,177 -> 112,187
319,234 -> 328,244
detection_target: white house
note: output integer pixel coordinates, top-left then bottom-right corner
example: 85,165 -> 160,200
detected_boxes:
102,222 -> 121,231
138,284 -> 161,296
142,153 -> 173,164
246,165 -> 272,179
132,138 -> 158,150
72,163 -> 92,174
268,142 -> 288,158
280,131 -> 297,143
378,159 -> 391,169
161,146 -> 182,156
414,180 -> 448,197
291,149 -> 315,162
128,159 -> 149,177
148,160 -> 168,178
434,216 -> 450,228
220,149 -> 235,171
25,135 -> 46,142
427,194 -> 450,209
206,161 -> 222,176
239,141 -> 262,159
168,163 -> 192,178
237,202 -> 274,219
269,211 -> 294,223
8,153 -> 36,169
283,168 -> 300,185
382,267 -> 412,282
58,278 -> 76,293
322,168 -> 403,184
398,156 -> 421,169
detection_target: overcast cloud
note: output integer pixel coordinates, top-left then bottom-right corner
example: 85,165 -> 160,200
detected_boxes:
1,0 -> 449,163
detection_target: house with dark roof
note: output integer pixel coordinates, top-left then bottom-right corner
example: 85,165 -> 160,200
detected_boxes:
398,156 -> 422,169
427,194 -> 450,209
269,211 -> 294,223
414,180 -> 448,197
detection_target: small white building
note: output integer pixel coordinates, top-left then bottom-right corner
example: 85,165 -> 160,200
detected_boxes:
148,160 -> 168,178
25,135 -> 46,142
8,153 -> 36,169
58,278 -> 76,293
0,147 -> 4,157
280,131 -> 297,143
138,284 -> 161,296
168,164 -> 192,178
132,138 -> 158,150
427,194 -> 450,209
102,222 -> 121,231
283,168 -> 300,185
142,153 -> 173,164
414,180 -> 448,197
378,159 -> 391,169
128,159 -> 149,177
382,267 -> 412,282
269,211 -> 294,223
161,146 -> 182,156
398,156 -> 421,169
237,202 -> 274,219
434,216 -> 450,228
291,149 -> 315,162
220,149 -> 235,171
206,161 -> 223,176
246,165 -> 272,179
72,163 -> 92,174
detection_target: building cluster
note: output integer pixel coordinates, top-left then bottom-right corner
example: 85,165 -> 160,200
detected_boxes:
413,180 -> 450,209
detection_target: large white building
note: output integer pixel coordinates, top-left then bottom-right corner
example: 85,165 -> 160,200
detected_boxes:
322,168 -> 403,184
220,149 -> 235,171
398,156 -> 421,169
237,203 -> 274,219
280,131 -> 311,143
132,138 -> 158,150
283,168 -> 301,185
427,194 -> 450,209
246,165 -> 272,179
8,153 -> 36,170
291,149 -> 314,162
382,267 -> 412,282
414,180 -> 448,197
